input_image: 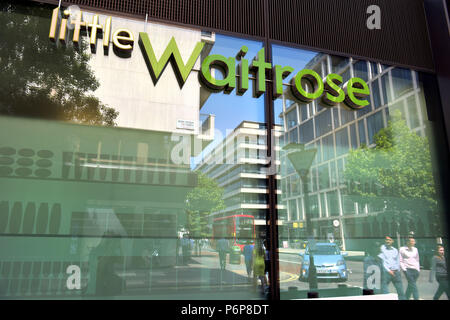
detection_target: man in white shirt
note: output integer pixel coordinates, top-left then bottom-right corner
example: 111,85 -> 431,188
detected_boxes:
399,237 -> 420,300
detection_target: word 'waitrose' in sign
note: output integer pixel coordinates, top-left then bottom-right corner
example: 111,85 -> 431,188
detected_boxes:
49,7 -> 370,109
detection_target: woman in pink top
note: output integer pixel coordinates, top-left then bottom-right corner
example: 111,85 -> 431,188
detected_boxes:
399,237 -> 420,300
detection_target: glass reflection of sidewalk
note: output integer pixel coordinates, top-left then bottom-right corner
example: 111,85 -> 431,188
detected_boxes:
114,250 -> 297,299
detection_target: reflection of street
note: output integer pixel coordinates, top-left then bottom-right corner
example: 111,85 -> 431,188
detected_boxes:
101,248 -> 278,299
82,246 -> 445,299
278,250 -> 446,300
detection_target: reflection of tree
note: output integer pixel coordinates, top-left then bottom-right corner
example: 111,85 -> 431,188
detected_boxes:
185,172 -> 225,254
344,110 -> 437,236
0,2 -> 118,126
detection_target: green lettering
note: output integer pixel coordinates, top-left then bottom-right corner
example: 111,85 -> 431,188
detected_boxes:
344,77 -> 370,109
250,48 -> 271,97
237,46 -> 249,95
138,32 -> 204,87
199,54 -> 236,93
290,69 -> 324,103
322,73 -> 345,106
273,65 -> 294,100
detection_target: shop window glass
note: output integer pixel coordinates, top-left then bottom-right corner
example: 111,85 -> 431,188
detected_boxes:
2,1 -> 447,301
0,2 -> 270,300
273,45 -> 448,300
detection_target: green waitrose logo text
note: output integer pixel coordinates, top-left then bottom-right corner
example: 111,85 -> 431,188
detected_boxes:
49,6 -> 370,110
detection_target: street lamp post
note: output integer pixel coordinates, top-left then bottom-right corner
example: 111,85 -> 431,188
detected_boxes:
299,168 -> 318,290
284,143 -> 317,290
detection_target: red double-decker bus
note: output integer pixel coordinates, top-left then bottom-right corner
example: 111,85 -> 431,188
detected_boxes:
212,214 -> 255,251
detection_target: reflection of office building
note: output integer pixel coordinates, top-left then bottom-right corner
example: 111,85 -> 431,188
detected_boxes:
279,54 -> 430,250
196,121 -> 283,234
83,10 -> 216,138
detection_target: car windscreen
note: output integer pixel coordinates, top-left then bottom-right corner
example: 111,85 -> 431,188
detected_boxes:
312,246 -> 340,255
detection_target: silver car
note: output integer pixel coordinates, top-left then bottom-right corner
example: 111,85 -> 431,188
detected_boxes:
299,242 -> 348,282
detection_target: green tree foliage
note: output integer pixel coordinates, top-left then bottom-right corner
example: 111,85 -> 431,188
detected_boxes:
344,110 -> 436,219
0,2 -> 118,126
185,172 -> 225,240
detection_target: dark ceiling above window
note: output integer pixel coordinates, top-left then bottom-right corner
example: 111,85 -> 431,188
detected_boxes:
32,0 -> 435,72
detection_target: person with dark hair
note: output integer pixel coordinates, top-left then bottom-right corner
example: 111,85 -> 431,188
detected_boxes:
429,245 -> 449,300
378,236 -> 405,300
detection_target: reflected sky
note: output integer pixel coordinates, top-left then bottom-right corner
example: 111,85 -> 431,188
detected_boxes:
193,37 -> 322,166
192,34 -> 265,168
272,45 -> 318,126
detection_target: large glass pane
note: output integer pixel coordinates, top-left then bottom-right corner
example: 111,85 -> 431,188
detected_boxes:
0,1 -> 269,300
272,43 -> 448,300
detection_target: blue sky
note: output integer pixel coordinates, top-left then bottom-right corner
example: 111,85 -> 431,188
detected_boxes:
192,34 -> 319,167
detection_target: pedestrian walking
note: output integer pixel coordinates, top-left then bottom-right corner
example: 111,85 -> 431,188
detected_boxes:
217,237 -> 229,270
378,236 -> 406,300
243,241 -> 254,279
429,245 -> 449,300
399,236 -> 420,300
252,241 -> 266,295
